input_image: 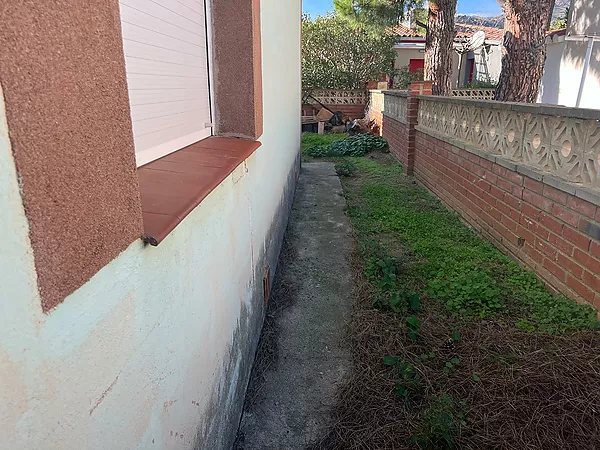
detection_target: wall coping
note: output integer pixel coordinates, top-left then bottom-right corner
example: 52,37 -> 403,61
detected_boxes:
382,90 -> 409,98
416,95 -> 600,121
415,124 -> 600,208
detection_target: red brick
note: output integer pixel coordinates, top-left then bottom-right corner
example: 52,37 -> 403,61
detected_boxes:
497,178 -> 514,193
552,204 -> 580,227
535,237 -> 557,259
517,224 -> 535,244
484,171 -> 498,185
504,170 -> 523,186
523,190 -> 553,213
543,185 -> 568,205
557,252 -> 584,278
567,275 -> 595,302
543,258 -> 566,281
583,271 -> 600,293
539,213 -> 564,235
596,209 -> 600,222
548,232 -> 573,256
480,159 -> 493,171
511,185 -> 524,199
524,243 -> 544,265
492,164 -> 506,177
501,213 -> 519,232
490,185 -> 505,201
524,178 -> 543,194
563,227 -> 592,251
567,196 -> 598,219
574,248 -> 600,275
521,202 -> 541,221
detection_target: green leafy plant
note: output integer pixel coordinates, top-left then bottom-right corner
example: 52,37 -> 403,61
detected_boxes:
407,315 -> 421,341
443,358 -> 461,374
383,356 -> 424,400
304,134 -> 389,158
427,266 -> 504,317
302,14 -> 398,89
412,394 -> 466,449
334,162 -> 358,177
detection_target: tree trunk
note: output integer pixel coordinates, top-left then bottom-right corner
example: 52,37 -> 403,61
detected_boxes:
495,0 -> 556,102
424,0 -> 458,96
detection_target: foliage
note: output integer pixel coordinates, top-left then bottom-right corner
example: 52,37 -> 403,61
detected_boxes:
341,158 -> 598,332
335,162 -> 359,177
465,79 -> 498,89
301,132 -> 347,155
412,395 -> 466,449
383,357 -> 424,400
407,315 -> 421,341
550,6 -> 569,30
334,0 -> 422,29
394,66 -> 425,89
303,133 -> 389,158
427,266 -> 504,317
302,14 -> 399,89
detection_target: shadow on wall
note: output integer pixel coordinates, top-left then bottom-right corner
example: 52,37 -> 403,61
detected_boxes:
560,0 -> 600,108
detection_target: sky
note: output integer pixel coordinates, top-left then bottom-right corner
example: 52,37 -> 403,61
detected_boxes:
302,0 -> 503,17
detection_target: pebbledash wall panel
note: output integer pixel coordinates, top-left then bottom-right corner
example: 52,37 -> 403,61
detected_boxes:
119,0 -> 212,166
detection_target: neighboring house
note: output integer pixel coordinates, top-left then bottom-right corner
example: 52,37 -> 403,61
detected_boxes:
538,0 -> 600,109
392,22 -> 503,88
0,1 -> 300,449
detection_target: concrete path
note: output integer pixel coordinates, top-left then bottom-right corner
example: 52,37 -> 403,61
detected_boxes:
236,163 -> 353,449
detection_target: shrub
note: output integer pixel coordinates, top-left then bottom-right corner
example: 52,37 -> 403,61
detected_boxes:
304,134 -> 389,157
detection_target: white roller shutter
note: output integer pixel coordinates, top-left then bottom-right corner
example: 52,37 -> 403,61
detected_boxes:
119,0 -> 212,167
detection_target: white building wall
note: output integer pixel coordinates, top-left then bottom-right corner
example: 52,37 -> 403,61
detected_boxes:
539,0 -> 600,109
0,1 -> 301,449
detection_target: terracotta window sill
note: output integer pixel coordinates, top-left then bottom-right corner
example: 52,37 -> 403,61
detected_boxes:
138,137 -> 261,246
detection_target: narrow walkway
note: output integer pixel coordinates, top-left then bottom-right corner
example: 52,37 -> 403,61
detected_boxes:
236,163 -> 353,449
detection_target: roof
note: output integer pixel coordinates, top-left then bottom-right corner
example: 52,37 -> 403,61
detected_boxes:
392,24 -> 423,38
455,23 -> 504,42
392,22 -> 504,43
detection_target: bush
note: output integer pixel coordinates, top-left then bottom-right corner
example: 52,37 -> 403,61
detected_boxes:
304,134 -> 388,157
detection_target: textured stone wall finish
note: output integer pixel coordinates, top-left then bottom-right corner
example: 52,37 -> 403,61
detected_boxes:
418,99 -> 600,190
383,95 -> 408,124
452,89 -> 496,100
310,89 -> 368,105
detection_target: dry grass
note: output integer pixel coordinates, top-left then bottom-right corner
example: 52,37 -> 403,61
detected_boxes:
310,153 -> 600,450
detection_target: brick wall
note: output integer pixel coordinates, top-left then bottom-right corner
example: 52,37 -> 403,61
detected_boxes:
412,130 -> 600,308
383,114 -> 409,168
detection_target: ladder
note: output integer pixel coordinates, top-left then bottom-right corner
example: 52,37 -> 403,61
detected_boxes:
474,47 -> 491,83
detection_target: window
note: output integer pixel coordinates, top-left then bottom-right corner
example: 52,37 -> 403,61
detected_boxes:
119,0 -> 212,167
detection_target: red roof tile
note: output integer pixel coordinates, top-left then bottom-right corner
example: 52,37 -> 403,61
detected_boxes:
391,24 -> 424,38
393,22 -> 504,43
455,23 -> 504,42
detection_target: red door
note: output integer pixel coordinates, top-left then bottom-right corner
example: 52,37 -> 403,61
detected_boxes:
409,58 -> 425,73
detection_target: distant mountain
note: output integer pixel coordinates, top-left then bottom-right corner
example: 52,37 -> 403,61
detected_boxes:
456,2 -> 570,30
455,14 -> 504,28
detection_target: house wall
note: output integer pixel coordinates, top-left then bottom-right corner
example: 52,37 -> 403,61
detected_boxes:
394,48 -> 466,88
539,0 -> 600,109
539,39 -> 567,105
381,92 -> 600,309
558,39 -> 600,109
0,1 -> 301,450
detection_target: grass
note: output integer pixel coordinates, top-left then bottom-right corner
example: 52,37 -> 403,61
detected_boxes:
302,132 -> 348,154
310,152 -> 600,450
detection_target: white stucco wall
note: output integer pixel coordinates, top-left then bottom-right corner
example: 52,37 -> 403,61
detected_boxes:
539,0 -> 600,109
394,47 -> 460,88
539,39 -> 568,105
0,0 -> 301,449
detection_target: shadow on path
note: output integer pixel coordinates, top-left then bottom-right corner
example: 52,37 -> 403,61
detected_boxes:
234,163 -> 354,450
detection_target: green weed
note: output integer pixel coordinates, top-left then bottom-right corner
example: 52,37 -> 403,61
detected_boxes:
411,394 -> 466,449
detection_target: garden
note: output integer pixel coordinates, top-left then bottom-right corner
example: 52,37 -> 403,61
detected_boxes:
302,133 -> 600,450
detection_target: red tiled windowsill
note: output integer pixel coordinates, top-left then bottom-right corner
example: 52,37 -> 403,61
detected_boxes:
138,137 -> 261,246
